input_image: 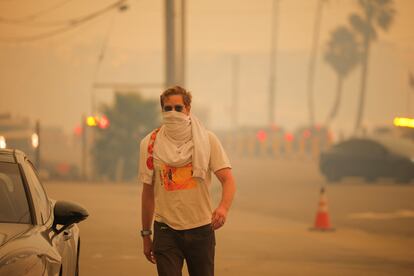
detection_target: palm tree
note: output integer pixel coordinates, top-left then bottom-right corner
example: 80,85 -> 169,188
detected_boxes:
349,0 -> 395,133
324,26 -> 361,125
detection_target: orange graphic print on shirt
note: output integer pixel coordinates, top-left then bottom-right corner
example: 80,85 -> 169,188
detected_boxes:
161,163 -> 197,191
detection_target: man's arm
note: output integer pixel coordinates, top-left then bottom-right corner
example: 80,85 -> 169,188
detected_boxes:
141,183 -> 156,264
211,167 -> 236,230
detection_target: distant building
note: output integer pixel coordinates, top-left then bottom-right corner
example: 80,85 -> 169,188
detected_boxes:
0,113 -> 81,180
0,113 -> 36,159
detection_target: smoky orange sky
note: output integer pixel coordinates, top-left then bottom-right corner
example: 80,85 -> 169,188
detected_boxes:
0,0 -> 413,135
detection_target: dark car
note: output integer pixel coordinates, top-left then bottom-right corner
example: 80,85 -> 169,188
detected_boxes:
320,136 -> 414,183
0,149 -> 88,276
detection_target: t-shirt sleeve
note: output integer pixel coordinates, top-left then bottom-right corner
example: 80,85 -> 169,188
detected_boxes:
208,131 -> 232,172
138,134 -> 152,185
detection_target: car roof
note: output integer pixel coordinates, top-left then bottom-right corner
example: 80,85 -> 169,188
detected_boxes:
333,138 -> 375,147
0,149 -> 26,163
371,135 -> 414,157
338,137 -> 372,142
334,136 -> 414,157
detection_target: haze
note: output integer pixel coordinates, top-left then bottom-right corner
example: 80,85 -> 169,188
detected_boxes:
1,1 -> 414,275
0,0 -> 413,134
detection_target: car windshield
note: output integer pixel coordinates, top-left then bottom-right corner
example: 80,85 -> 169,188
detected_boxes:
373,136 -> 414,157
0,162 -> 31,224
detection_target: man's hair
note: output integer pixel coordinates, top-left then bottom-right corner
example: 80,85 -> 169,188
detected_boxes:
160,86 -> 192,108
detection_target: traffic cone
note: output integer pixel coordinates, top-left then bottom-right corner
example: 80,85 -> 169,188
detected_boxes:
310,187 -> 335,231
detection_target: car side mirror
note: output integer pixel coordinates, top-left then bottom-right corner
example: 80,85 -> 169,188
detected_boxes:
52,200 -> 89,234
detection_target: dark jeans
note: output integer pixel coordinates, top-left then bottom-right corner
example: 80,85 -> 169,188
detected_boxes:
153,221 -> 215,276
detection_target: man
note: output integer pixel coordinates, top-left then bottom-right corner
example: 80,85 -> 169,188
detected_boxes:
139,86 -> 236,276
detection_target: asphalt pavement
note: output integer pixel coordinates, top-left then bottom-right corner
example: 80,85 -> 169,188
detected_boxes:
44,157 -> 414,275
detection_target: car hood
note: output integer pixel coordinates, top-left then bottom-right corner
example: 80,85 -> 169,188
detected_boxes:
0,223 -> 32,248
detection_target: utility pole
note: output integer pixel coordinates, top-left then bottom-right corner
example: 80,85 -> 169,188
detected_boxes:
408,72 -> 414,116
81,114 -> 87,181
307,0 -> 327,126
268,0 -> 280,125
165,0 -> 186,88
231,55 -> 240,128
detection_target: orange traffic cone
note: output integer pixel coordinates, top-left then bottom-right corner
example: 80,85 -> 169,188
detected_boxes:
310,187 -> 335,231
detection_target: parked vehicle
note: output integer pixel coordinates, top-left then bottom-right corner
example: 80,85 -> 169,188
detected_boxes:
0,149 -> 88,276
320,136 -> 414,183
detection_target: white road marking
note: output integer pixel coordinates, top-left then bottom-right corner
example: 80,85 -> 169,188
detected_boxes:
348,210 -> 414,220
119,255 -> 139,260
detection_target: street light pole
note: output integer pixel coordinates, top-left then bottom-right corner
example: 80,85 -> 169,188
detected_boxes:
81,114 -> 87,180
35,120 -> 40,170
165,0 -> 186,88
231,55 -> 240,128
307,0 -> 327,126
408,72 -> 414,116
268,0 -> 280,125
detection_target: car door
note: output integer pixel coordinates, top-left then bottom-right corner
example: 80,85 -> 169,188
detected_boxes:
21,159 -> 63,276
0,160 -> 42,276
350,140 -> 387,178
332,140 -> 363,176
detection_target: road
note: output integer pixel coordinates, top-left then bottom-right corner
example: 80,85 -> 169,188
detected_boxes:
44,157 -> 414,275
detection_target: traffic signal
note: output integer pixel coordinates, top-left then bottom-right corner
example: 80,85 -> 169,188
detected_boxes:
86,116 -> 98,127
74,125 -> 83,137
98,115 -> 110,129
85,115 -> 110,129
256,130 -> 267,143
303,129 -> 312,139
284,133 -> 294,142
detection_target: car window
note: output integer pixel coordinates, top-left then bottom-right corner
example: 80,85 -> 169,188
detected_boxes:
358,141 -> 386,156
374,136 -> 414,157
334,140 -> 361,153
0,162 -> 31,224
335,140 -> 385,156
24,160 -> 50,224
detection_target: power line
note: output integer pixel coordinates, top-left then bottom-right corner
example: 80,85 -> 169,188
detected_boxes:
0,0 -> 127,43
0,0 -> 127,28
91,10 -> 116,114
0,0 -> 75,24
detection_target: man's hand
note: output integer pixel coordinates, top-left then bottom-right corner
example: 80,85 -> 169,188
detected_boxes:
211,206 -> 228,230
212,168 -> 236,230
141,183 -> 155,263
143,236 -> 156,264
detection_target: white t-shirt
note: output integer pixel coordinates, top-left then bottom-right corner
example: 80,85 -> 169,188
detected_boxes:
139,131 -> 231,230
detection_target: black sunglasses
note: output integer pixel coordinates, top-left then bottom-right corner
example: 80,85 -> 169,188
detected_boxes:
163,105 -> 184,112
